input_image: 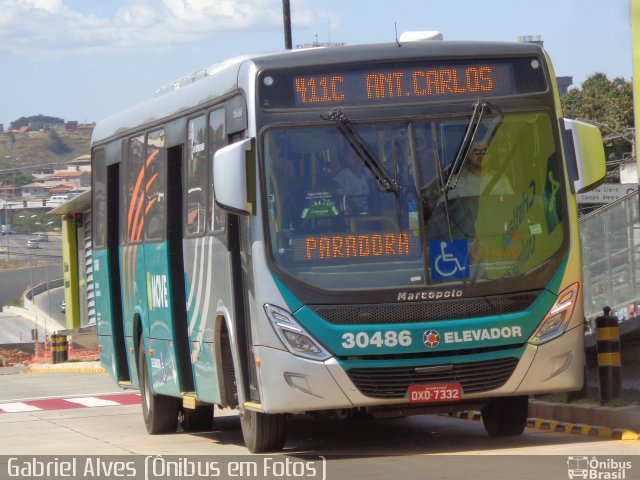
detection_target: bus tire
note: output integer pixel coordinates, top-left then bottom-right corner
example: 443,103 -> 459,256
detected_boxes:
138,338 -> 180,434
181,405 -> 214,432
240,408 -> 286,453
481,396 -> 528,437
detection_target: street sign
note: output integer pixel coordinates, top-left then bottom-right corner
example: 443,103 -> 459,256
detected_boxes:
576,183 -> 638,204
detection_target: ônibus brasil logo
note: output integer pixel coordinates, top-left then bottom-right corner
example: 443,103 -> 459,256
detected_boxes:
422,330 -> 440,348
567,456 -> 632,479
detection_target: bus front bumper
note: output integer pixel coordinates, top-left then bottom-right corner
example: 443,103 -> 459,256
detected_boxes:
253,325 -> 585,414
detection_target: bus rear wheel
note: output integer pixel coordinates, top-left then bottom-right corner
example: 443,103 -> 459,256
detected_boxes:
240,408 -> 286,453
138,338 -> 180,434
481,396 -> 529,437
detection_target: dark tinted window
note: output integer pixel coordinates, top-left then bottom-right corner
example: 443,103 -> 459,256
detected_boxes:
92,148 -> 107,249
209,109 -> 227,232
127,134 -> 145,243
186,116 -> 207,236
144,129 -> 166,241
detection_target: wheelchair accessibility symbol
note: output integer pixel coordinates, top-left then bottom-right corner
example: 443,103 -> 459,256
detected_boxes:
429,239 -> 470,281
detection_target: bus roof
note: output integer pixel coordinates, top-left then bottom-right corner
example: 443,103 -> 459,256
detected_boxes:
252,40 -> 543,70
91,53 -> 259,145
91,40 -> 544,146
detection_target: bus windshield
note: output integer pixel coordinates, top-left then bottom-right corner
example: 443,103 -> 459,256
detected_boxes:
263,112 -> 564,290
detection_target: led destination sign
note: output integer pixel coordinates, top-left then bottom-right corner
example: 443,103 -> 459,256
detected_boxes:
260,57 -> 547,109
305,232 -> 411,261
289,231 -> 422,264
295,65 -> 501,105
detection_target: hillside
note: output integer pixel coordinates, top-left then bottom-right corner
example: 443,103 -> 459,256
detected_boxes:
0,129 -> 92,171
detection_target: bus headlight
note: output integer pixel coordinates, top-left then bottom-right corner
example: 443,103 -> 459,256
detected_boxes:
264,304 -> 331,361
529,283 -> 579,345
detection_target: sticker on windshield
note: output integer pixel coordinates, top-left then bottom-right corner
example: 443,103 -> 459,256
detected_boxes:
301,192 -> 339,219
429,239 -> 470,281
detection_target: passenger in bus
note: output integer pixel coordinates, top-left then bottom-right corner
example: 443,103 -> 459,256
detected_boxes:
334,148 -> 371,215
146,192 -> 164,239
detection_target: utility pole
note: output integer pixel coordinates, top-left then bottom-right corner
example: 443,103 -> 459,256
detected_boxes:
282,0 -> 292,50
632,0 -> 639,172
4,204 -> 9,261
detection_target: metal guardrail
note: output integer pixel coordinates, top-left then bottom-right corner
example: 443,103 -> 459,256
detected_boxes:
580,190 -> 640,330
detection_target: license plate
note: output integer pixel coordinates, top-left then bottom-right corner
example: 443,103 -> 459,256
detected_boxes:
407,383 -> 462,403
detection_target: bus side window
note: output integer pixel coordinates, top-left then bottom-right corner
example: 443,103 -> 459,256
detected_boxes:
92,148 -> 107,249
127,134 -> 145,243
145,129 -> 166,242
209,108 -> 227,233
186,115 -> 207,236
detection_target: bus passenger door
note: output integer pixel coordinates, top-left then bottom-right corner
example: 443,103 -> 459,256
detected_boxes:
142,132 -> 192,397
105,163 -> 129,382
93,149 -> 129,384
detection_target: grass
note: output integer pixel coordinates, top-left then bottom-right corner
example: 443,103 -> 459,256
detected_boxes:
0,259 -> 59,271
4,297 -> 23,308
0,129 -> 91,169
0,260 -> 34,271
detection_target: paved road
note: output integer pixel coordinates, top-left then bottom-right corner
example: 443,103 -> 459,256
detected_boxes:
0,372 -> 638,461
33,285 -> 65,327
1,233 -> 62,261
0,264 -> 62,310
0,370 -> 119,401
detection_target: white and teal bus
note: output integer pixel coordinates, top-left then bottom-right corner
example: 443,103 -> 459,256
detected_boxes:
92,37 -> 605,452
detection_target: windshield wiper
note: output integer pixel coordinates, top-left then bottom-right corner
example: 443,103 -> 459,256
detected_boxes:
321,107 -> 398,193
442,100 -> 488,193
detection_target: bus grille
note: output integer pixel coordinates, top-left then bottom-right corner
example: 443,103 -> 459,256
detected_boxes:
310,293 -> 539,325
346,357 -> 519,398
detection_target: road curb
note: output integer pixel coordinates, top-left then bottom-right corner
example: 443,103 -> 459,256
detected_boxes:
529,399 -> 640,434
453,409 -> 640,440
525,418 -> 640,440
26,361 -> 106,374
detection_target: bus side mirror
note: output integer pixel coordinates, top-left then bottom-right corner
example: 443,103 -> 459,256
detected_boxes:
213,138 -> 256,216
561,118 -> 606,193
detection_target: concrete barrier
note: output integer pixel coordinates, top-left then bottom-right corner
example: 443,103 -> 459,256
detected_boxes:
529,400 -> 640,432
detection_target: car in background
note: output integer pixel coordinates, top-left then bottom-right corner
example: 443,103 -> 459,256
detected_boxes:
35,233 -> 48,242
26,239 -> 40,249
60,300 -> 66,313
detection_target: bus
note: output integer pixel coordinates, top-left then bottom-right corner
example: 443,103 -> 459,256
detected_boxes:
91,36 -> 606,452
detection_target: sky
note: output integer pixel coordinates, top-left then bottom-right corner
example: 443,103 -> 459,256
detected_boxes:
0,0 -> 634,129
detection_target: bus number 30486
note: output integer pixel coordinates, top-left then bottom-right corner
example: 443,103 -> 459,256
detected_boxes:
341,330 -> 412,349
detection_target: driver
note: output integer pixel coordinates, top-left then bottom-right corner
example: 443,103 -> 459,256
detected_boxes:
334,148 -> 371,215
448,142 -> 513,199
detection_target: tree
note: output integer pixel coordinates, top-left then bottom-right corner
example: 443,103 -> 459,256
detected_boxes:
562,73 -> 634,172
9,170 -> 35,188
10,115 -> 64,130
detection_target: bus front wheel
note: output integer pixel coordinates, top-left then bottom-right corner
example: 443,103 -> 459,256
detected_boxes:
138,338 -> 180,434
481,396 -> 528,437
240,408 -> 286,453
